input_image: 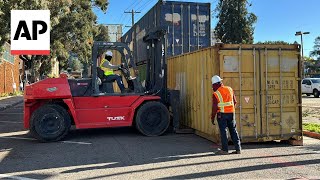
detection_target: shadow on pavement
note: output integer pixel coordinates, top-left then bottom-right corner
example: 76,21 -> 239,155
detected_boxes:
155,159 -> 320,179
62,152 -> 316,180
0,104 -> 319,179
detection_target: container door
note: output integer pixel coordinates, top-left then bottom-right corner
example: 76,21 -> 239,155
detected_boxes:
172,4 -> 183,56
219,47 -> 260,140
260,48 -> 300,139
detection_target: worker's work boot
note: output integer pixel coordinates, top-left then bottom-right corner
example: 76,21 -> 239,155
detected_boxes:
231,150 -> 241,154
215,150 -> 229,155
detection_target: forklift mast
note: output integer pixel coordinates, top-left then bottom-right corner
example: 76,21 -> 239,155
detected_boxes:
143,29 -> 168,103
143,29 -> 180,130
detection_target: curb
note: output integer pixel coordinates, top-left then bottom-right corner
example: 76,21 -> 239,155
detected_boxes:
0,100 -> 24,111
303,130 -> 320,140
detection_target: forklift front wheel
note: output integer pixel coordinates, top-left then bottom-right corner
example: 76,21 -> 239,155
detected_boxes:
30,104 -> 71,142
135,101 -> 170,136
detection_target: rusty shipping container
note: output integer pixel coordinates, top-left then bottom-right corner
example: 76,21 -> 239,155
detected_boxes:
121,0 -> 211,64
168,44 -> 303,143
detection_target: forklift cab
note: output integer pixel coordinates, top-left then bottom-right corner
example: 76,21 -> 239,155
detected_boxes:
91,42 -> 144,95
68,42 -> 144,97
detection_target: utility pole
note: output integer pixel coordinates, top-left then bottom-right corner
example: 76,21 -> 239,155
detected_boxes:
124,9 -> 141,26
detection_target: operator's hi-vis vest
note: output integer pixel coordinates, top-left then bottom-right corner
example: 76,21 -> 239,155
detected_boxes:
213,86 -> 235,113
100,59 -> 114,76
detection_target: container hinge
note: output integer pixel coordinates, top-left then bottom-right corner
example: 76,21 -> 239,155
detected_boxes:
270,121 -> 281,126
296,77 -> 301,81
297,103 -> 302,107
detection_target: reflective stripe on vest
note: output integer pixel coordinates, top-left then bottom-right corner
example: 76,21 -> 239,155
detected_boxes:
100,59 -> 114,76
214,86 -> 235,113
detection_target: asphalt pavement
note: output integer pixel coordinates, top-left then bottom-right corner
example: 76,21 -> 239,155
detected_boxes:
0,102 -> 319,179
0,96 -> 23,111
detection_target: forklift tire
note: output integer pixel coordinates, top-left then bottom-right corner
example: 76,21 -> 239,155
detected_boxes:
135,101 -> 170,136
30,104 -> 71,142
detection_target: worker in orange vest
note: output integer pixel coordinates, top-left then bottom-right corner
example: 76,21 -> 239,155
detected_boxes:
211,75 -> 241,155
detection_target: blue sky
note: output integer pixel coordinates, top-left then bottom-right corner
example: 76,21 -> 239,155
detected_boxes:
94,0 -> 319,57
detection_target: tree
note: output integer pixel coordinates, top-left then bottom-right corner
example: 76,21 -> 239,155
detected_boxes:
214,0 -> 257,44
256,41 -> 290,45
94,24 -> 109,41
310,36 -> 320,60
304,56 -> 320,75
0,0 -> 109,82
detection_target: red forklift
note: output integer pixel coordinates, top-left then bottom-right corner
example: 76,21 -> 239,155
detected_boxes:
24,29 -> 180,142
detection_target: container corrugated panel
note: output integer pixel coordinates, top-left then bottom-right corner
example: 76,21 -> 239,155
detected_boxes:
168,44 -> 302,143
121,0 -> 211,64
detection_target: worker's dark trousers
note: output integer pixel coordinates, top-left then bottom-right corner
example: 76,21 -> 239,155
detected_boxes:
217,113 -> 241,152
106,75 -> 125,91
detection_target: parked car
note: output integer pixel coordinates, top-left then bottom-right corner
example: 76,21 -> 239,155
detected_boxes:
301,78 -> 320,98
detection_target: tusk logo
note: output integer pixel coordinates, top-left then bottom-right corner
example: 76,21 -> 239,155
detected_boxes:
107,116 -> 125,121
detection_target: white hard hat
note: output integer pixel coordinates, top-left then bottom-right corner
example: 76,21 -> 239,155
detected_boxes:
212,75 -> 223,84
106,51 -> 113,57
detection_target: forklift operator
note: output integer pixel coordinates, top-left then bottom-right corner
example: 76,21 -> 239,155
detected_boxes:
100,51 -> 125,92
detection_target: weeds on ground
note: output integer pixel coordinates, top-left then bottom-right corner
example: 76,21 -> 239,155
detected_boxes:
0,93 -> 9,97
302,109 -> 310,117
9,91 -> 23,96
303,123 -> 320,133
0,91 -> 23,97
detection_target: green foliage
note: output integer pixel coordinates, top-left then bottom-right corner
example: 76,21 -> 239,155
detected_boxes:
304,57 -> 320,74
303,123 -> 320,133
310,36 -> 320,60
0,92 -> 9,97
94,24 -> 110,56
94,24 -> 110,42
0,91 -> 23,97
70,57 -> 83,71
92,0 -> 109,12
9,91 -> 23,96
214,0 -> 257,44
256,41 -> 290,45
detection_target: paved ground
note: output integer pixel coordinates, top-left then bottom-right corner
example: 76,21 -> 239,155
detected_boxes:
0,103 -> 319,179
0,96 -> 23,111
302,95 -> 320,125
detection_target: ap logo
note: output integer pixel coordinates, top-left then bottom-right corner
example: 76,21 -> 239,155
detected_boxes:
11,10 -> 50,55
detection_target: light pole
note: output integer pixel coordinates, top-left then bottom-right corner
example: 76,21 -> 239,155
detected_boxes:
295,31 -> 310,78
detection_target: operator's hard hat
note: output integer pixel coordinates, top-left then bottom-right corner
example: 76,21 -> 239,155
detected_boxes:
106,51 -> 113,57
211,75 -> 223,84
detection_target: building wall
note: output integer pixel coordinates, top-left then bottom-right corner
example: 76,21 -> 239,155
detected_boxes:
0,43 -> 20,94
106,24 -> 122,42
